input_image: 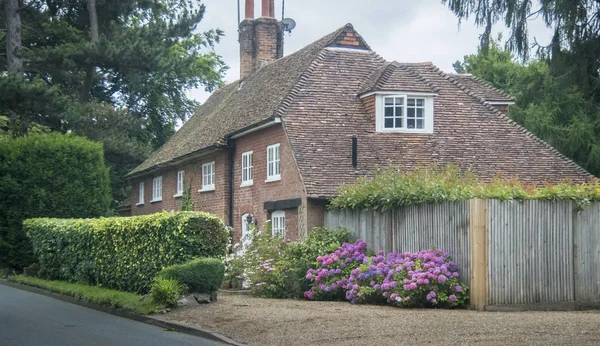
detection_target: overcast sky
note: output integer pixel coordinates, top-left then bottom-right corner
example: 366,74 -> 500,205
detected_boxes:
189,0 -> 551,102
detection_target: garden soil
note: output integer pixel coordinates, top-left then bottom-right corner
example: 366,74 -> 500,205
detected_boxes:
157,295 -> 600,345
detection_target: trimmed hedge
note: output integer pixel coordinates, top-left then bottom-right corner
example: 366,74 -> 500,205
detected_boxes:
159,257 -> 225,293
24,211 -> 228,293
0,133 -> 111,270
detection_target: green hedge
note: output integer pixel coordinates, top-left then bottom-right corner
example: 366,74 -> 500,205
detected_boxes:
159,257 -> 225,293
330,165 -> 600,211
24,211 -> 228,293
0,133 -> 111,270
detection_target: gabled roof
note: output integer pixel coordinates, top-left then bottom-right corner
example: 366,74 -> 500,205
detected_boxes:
358,61 -> 436,95
129,24 -> 362,176
281,48 -> 591,197
130,23 -> 592,195
447,74 -> 515,103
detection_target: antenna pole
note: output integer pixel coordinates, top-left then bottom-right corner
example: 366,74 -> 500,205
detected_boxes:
281,0 -> 285,20
237,0 -> 241,24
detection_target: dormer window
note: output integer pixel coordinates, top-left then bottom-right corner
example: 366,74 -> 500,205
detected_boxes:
375,93 -> 434,133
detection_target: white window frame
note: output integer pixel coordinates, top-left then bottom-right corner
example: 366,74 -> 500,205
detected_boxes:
199,161 -> 215,192
151,176 -> 162,203
241,151 -> 254,187
271,210 -> 285,238
137,182 -> 144,206
375,93 -> 434,133
174,170 -> 184,198
266,143 -> 281,182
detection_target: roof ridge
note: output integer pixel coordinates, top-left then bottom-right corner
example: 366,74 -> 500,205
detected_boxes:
468,75 -> 515,101
372,62 -> 396,90
436,68 -> 593,178
400,63 -> 441,93
448,73 -> 514,101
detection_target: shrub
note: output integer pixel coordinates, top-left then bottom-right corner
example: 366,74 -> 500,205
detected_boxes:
0,133 -> 111,270
159,258 -> 225,293
24,211 -> 228,293
330,164 -> 600,211
226,226 -> 354,298
303,240 -> 368,301
305,244 -> 469,308
151,277 -> 181,307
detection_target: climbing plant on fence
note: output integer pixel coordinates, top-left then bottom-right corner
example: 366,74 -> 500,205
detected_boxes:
330,165 -> 600,211
24,211 -> 228,293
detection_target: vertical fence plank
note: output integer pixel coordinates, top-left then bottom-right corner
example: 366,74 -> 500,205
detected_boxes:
325,200 -> 599,308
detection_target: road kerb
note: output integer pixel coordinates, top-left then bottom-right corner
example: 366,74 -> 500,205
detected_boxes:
0,279 -> 244,346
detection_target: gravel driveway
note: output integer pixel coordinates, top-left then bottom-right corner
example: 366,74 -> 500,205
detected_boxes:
159,295 -> 600,346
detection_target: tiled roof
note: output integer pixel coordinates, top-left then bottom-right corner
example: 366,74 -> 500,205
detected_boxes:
282,50 -> 591,197
447,74 -> 515,103
129,24 -> 356,176
130,23 -> 592,197
358,61 -> 436,95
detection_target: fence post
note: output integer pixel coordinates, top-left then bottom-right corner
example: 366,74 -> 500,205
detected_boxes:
469,199 -> 488,311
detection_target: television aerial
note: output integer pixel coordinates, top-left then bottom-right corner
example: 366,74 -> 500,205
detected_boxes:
281,18 -> 296,33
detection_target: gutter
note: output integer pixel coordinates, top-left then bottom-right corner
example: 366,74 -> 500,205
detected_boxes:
229,117 -> 281,139
125,146 -> 225,180
126,117 -> 282,180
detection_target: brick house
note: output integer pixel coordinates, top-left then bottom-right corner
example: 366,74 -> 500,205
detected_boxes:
127,0 -> 592,242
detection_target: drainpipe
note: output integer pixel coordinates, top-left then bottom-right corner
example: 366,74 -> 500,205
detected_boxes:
227,137 -> 235,228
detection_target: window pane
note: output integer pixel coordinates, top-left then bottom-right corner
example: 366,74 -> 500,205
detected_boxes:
395,97 -> 404,105
395,107 -> 403,117
407,98 -> 415,106
384,97 -> 394,105
407,119 -> 415,129
417,108 -> 424,118
407,108 -> 415,118
384,106 -> 394,117
395,118 -> 403,128
384,118 -> 393,128
417,99 -> 424,107
417,119 -> 424,129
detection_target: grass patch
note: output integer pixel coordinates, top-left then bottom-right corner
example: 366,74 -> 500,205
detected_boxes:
8,275 -> 163,315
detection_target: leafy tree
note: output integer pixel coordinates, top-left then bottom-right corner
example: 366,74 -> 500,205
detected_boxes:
454,39 -> 600,176
442,0 -> 600,101
0,0 -> 227,207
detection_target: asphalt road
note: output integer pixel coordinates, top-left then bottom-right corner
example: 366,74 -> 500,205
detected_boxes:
0,284 -> 226,346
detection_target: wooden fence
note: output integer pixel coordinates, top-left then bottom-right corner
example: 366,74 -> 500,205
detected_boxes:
324,200 -> 600,311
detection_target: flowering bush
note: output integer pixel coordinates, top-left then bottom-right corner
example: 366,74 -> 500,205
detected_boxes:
223,225 -> 353,298
305,243 -> 469,308
303,240 -> 368,301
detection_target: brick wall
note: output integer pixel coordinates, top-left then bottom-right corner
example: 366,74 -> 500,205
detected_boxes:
131,151 -> 229,221
130,124 -> 308,242
306,199 -> 326,232
239,17 -> 283,79
232,124 -> 306,242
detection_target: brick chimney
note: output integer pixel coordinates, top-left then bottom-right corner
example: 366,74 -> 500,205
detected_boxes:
239,0 -> 283,79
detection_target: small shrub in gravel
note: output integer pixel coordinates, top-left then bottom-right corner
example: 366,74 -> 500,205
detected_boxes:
159,258 -> 225,294
150,277 -> 181,307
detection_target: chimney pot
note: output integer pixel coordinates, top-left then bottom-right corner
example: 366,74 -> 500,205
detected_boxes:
261,0 -> 270,17
269,0 -> 275,17
245,0 -> 254,19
